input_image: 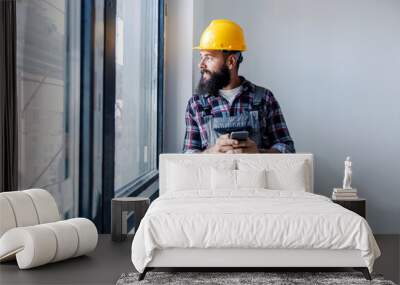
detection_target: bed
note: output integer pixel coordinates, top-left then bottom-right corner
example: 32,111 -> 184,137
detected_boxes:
131,154 -> 380,280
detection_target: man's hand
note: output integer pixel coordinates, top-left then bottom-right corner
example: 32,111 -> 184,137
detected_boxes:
203,135 -> 259,154
202,134 -> 241,153
230,138 -> 259,154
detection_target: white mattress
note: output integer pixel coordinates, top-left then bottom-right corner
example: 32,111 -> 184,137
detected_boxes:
131,190 -> 380,273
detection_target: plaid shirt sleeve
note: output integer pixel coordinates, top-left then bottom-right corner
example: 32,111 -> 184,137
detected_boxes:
182,99 -> 203,153
264,91 -> 296,153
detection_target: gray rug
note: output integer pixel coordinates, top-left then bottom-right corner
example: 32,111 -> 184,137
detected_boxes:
116,271 -> 396,285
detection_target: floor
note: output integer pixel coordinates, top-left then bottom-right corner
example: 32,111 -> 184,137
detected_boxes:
0,234 -> 398,285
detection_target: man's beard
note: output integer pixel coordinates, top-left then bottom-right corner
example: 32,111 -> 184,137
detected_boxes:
196,64 -> 231,96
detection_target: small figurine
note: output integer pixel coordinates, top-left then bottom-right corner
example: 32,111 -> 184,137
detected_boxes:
342,156 -> 352,189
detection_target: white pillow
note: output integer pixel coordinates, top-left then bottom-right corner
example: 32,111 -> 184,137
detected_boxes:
167,160 -> 235,191
236,169 -> 267,189
211,168 -> 267,190
237,159 -> 308,191
211,168 -> 236,190
266,161 -> 307,191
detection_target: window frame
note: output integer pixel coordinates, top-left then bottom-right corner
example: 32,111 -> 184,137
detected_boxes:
79,0 -> 164,233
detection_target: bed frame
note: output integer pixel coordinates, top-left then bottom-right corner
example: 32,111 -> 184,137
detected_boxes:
138,154 -> 371,281
140,248 -> 370,280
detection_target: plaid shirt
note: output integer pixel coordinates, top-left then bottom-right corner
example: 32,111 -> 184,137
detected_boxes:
183,77 -> 295,153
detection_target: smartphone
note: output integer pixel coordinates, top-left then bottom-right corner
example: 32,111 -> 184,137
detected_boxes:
230,131 -> 249,141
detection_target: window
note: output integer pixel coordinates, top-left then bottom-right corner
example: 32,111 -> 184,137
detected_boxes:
114,0 -> 160,196
14,0 -> 164,232
16,0 -> 81,218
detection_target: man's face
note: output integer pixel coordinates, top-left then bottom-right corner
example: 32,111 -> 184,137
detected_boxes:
196,50 -> 231,95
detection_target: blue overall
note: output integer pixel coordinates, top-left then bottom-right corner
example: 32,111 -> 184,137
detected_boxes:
203,86 -> 265,148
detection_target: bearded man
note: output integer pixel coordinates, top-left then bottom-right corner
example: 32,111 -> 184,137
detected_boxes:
183,19 -> 295,154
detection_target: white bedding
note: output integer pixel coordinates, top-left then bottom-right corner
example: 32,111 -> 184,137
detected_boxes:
131,190 -> 380,273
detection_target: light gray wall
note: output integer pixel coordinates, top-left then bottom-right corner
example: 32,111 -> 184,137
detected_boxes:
164,0 -> 194,153
166,0 -> 400,234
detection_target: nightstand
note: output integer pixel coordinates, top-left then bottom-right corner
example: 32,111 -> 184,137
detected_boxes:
332,198 -> 366,218
111,197 -> 150,242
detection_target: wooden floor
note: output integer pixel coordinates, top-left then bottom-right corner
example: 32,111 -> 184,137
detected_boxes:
0,234 -> 398,285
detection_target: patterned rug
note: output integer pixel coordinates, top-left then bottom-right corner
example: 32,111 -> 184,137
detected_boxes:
116,271 -> 396,285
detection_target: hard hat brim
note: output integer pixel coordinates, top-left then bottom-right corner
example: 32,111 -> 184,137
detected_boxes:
192,46 -> 246,51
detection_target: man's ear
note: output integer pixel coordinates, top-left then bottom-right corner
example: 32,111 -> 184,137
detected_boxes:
226,54 -> 237,70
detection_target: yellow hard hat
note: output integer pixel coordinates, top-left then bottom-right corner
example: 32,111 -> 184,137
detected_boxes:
194,19 -> 247,51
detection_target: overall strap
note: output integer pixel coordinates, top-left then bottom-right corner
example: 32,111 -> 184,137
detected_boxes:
251,85 -> 265,109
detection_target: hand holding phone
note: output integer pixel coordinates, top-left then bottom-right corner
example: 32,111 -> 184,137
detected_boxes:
229,131 -> 249,141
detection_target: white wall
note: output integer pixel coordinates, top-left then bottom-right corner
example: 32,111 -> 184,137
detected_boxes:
166,0 -> 400,234
164,0 -> 194,153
